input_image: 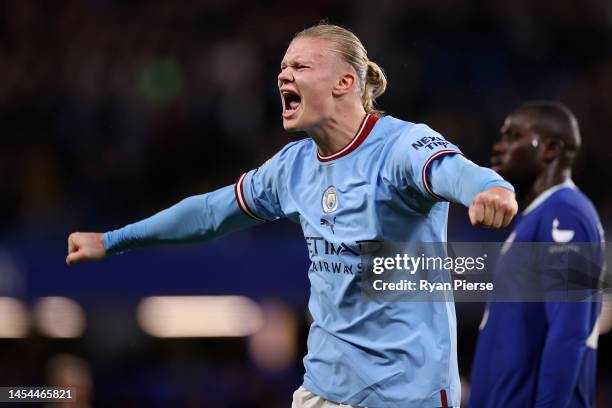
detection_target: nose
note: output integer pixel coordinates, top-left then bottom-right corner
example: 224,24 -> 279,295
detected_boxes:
492,139 -> 506,154
278,67 -> 293,86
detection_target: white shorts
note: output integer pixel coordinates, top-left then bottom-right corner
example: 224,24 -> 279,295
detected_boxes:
291,386 -> 364,408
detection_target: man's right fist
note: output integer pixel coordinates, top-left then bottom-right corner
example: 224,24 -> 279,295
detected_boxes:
66,232 -> 106,265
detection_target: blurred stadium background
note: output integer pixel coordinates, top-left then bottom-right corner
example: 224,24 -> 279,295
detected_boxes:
0,0 -> 611,406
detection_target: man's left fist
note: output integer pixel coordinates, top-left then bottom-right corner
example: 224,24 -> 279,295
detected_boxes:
469,187 -> 518,228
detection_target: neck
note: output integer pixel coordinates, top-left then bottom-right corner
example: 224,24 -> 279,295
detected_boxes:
518,165 -> 571,210
308,103 -> 368,156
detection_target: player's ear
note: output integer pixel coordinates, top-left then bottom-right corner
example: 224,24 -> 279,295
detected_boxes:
332,72 -> 357,97
540,137 -> 564,162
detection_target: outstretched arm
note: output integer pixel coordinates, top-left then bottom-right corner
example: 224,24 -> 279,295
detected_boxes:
67,140 -> 297,265
428,154 -> 518,228
67,184 -> 261,265
398,124 -> 516,228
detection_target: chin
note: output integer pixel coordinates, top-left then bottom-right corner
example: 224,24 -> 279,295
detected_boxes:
282,119 -> 301,132
499,170 -> 522,186
282,111 -> 309,132
281,107 -> 319,132
495,168 -> 511,180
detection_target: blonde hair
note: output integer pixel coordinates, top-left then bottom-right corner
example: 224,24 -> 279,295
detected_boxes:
294,23 -> 387,116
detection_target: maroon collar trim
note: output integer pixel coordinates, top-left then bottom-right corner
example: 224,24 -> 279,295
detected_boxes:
316,114 -> 379,162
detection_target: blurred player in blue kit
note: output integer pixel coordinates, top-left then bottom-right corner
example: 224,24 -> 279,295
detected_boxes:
469,101 -> 605,408
67,24 -> 517,407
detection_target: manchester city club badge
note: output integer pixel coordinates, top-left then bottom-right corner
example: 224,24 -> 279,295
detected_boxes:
322,186 -> 338,213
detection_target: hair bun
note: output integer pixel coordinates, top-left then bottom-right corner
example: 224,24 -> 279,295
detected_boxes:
363,61 -> 387,115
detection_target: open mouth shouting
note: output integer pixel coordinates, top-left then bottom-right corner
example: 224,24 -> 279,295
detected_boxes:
281,89 -> 302,118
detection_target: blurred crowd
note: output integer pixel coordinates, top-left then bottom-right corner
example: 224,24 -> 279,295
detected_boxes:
1,0 -> 611,234
1,0 -> 611,406
0,300 -> 310,407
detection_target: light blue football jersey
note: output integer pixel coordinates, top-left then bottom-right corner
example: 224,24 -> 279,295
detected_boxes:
105,113 -> 512,407
236,114 -> 461,407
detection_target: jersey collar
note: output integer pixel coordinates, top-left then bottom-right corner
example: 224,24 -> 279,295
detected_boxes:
522,179 -> 576,215
316,114 -> 379,162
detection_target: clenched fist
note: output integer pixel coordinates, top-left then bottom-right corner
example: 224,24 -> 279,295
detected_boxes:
66,232 -> 106,265
468,187 -> 518,228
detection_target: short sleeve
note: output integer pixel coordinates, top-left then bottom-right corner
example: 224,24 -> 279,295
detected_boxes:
396,124 -> 462,200
234,144 -> 294,222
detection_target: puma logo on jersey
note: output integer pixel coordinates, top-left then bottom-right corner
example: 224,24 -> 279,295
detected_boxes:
552,218 -> 575,243
320,217 -> 336,234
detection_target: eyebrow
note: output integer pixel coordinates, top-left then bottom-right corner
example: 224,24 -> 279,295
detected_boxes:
280,57 -> 313,69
